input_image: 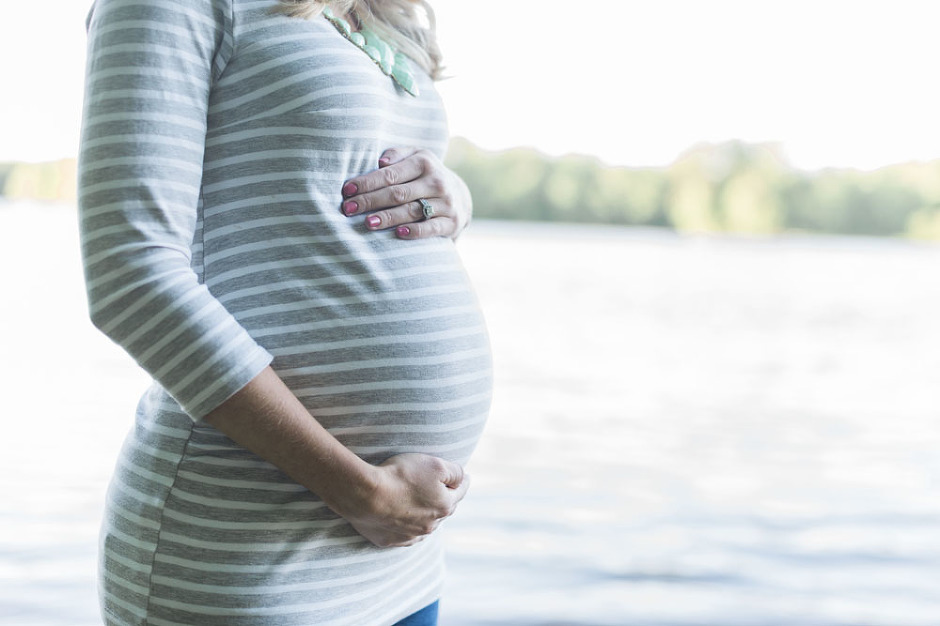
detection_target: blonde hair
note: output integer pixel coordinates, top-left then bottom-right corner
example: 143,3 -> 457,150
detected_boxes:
275,1 -> 443,79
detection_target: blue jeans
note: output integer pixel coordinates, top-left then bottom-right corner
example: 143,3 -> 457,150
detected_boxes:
393,601 -> 439,626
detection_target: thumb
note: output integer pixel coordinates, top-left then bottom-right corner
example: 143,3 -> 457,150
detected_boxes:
440,461 -> 465,489
449,472 -> 471,504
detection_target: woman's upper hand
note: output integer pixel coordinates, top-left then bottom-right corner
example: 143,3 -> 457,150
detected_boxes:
341,148 -> 472,240
329,453 -> 471,548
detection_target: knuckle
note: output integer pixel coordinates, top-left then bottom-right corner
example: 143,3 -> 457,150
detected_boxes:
415,150 -> 434,170
381,167 -> 400,186
431,218 -> 449,238
427,177 -> 446,197
351,194 -> 371,211
389,186 -> 410,205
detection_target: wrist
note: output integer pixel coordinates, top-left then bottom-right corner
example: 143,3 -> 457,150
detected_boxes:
316,454 -> 382,518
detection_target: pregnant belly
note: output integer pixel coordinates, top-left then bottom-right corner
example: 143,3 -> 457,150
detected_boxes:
231,263 -> 491,466
276,307 -> 492,466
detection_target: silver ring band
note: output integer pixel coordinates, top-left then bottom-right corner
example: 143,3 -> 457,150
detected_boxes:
418,198 -> 434,220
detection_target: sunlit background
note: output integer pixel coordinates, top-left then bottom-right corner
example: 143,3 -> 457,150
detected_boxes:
3,0 -> 940,168
2,1 -> 940,625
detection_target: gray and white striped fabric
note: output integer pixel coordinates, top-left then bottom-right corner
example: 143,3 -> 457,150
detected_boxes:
78,0 -> 492,623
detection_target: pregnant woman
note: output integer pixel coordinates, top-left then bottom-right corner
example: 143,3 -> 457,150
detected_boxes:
78,1 -> 492,624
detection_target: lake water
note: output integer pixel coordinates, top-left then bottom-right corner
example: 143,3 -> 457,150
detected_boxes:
1,201 -> 939,625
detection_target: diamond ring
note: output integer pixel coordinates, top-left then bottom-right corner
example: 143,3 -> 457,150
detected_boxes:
418,198 -> 435,220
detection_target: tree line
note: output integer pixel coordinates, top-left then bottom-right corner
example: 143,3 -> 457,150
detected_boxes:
446,137 -> 940,239
4,138 -> 940,239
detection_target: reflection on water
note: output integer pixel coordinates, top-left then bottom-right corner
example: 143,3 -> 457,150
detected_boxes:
1,203 -> 939,625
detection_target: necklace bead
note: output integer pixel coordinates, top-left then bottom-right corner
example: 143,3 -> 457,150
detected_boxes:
322,7 -> 420,97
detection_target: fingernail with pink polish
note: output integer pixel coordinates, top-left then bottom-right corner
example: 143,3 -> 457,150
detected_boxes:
366,215 -> 381,228
397,226 -> 410,237
343,201 -> 358,216
342,182 -> 358,197
378,157 -> 391,167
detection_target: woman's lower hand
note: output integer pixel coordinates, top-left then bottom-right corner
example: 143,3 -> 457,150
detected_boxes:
341,148 -> 472,240
331,453 -> 470,548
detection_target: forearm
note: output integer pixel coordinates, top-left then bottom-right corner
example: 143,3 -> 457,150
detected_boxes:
204,365 -> 471,548
203,366 -> 378,513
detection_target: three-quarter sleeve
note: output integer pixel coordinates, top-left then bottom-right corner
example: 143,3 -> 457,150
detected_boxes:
78,0 -> 273,420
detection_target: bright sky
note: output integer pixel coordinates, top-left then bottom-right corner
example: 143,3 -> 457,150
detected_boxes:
3,0 -> 939,170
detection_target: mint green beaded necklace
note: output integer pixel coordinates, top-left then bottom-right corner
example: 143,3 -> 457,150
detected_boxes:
322,7 -> 419,97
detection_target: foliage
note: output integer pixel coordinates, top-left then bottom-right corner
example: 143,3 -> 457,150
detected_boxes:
445,137 -> 940,239
0,159 -> 77,203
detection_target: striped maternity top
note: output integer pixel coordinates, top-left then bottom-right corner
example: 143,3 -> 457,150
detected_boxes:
78,0 -> 492,624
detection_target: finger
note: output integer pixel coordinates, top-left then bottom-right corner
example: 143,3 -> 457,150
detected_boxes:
378,147 -> 418,168
387,521 -> 435,546
343,174 -> 450,219
365,521 -> 430,547
364,198 -> 452,231
371,199 -> 433,227
342,152 -> 430,200
395,216 -> 454,240
378,534 -> 424,548
402,534 -> 428,546
343,174 -> 443,216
